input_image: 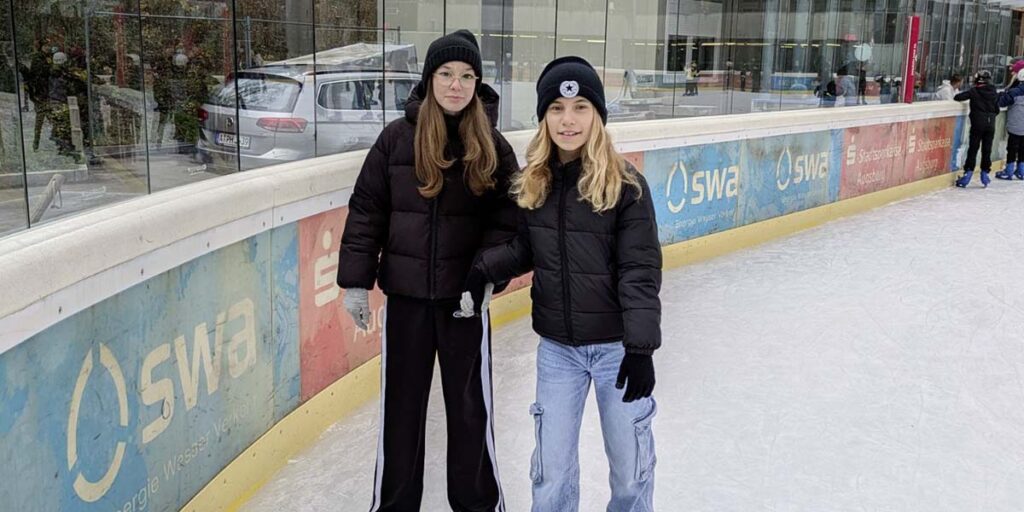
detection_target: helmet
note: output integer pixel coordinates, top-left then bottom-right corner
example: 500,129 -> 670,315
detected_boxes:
975,70 -> 992,84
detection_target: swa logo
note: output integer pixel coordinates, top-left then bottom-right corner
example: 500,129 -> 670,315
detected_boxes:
66,298 -> 258,503
665,160 -> 739,213
775,148 -> 829,191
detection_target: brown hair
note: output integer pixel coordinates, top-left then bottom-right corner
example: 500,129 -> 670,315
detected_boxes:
414,81 -> 498,198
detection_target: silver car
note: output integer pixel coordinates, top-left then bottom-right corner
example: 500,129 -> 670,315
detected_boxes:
197,66 -> 419,172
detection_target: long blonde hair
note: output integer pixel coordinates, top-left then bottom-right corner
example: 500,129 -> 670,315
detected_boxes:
512,114 -> 640,212
414,81 -> 498,198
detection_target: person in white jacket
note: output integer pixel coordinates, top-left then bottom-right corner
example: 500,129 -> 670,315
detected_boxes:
935,74 -> 962,100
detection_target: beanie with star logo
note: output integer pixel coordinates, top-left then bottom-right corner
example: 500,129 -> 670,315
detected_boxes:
535,56 -> 608,124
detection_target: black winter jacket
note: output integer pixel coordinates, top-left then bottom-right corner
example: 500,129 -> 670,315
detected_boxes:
476,158 -> 663,354
955,84 -> 1000,131
336,83 -> 519,300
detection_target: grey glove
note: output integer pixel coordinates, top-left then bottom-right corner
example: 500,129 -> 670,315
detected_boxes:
343,288 -> 370,330
454,283 -> 494,319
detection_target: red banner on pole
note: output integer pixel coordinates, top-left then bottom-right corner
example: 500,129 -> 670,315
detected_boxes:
902,15 -> 921,104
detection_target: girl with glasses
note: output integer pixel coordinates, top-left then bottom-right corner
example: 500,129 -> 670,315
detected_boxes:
337,29 -> 518,512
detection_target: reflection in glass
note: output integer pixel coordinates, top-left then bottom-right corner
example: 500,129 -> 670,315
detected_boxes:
505,0 -> 556,129
142,2 -> 236,188
11,1 -> 149,225
223,3 -> 316,171
0,0 -> 1018,237
313,27 -> 388,157
0,0 -> 27,236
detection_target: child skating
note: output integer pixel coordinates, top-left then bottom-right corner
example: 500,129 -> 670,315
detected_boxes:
954,70 -> 1000,188
996,68 -> 1024,180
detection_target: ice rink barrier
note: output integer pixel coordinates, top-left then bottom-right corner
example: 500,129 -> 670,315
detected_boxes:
0,101 -> 973,511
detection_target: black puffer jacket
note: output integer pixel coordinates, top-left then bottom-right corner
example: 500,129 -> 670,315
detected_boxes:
955,84 -> 1000,130
477,158 -> 663,354
336,83 -> 519,300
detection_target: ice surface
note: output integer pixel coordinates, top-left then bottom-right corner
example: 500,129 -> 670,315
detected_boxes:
246,182 -> 1024,511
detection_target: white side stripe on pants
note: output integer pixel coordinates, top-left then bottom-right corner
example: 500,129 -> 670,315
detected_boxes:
369,303 -> 388,512
480,310 -> 506,512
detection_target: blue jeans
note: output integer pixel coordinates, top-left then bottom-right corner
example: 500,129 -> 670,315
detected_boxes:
529,338 -> 657,512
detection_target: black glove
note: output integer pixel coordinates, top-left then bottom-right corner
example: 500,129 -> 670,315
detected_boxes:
615,353 -> 655,402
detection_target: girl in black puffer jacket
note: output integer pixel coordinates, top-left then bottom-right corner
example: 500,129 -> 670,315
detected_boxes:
335,30 -> 518,512
464,56 -> 662,512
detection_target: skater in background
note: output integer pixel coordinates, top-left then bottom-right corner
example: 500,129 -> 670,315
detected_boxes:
954,70 -> 1000,188
462,56 -> 662,512
996,68 -> 1024,180
935,74 -> 961,101
336,29 -> 519,512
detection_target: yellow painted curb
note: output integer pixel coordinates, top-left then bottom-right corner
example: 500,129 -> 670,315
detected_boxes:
490,286 -> 533,328
181,357 -> 381,512
186,171 -> 957,512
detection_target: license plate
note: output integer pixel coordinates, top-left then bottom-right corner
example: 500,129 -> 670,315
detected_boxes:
217,132 -> 251,149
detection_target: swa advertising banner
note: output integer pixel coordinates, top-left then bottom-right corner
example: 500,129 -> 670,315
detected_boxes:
643,131 -> 843,244
644,141 -> 742,244
0,226 -> 301,512
737,130 -> 843,226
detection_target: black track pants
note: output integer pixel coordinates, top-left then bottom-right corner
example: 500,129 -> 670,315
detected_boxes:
369,295 -> 504,512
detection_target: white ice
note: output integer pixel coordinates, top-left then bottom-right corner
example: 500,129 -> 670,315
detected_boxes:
245,181 -> 1024,511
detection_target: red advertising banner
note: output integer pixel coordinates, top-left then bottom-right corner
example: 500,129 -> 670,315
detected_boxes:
298,207 -> 384,401
901,117 -> 956,183
622,151 -> 645,173
903,15 -> 921,104
840,123 -> 907,199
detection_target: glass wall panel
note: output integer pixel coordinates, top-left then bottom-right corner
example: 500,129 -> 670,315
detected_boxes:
11,0 -> 148,224
228,0 -> 316,170
671,0 -> 728,117
605,0 -> 676,122
142,0 -> 237,189
0,0 -> 27,236
554,0 -> 607,70
773,0 -> 822,111
506,0 -> 556,129
313,18 -> 385,157
0,0 -> 1017,238
387,0 -> 445,69
721,0 -> 781,115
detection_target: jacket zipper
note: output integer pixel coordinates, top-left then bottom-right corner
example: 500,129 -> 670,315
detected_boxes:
558,167 -> 575,344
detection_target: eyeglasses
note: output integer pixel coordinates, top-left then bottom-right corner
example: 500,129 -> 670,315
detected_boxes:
434,71 -> 479,87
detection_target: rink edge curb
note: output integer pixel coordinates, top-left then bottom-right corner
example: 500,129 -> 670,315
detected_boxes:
189,170 -> 957,512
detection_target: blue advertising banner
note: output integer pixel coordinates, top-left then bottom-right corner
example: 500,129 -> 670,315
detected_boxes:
738,130 -> 843,226
644,141 -> 742,244
0,225 -> 301,512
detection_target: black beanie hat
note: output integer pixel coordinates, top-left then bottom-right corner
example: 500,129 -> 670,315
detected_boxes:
536,56 -> 607,124
423,30 -> 483,87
